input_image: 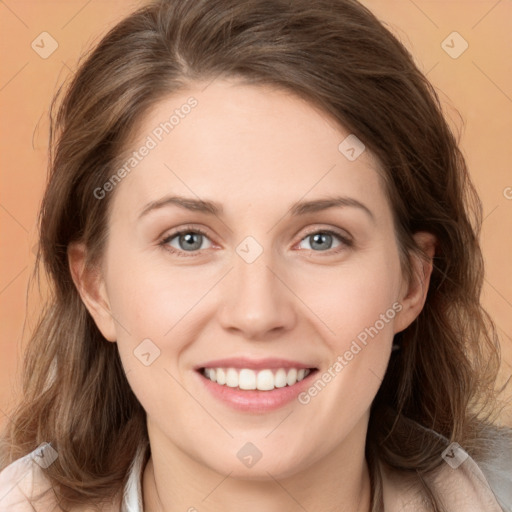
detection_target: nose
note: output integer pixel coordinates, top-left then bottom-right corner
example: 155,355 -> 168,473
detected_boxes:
217,250 -> 297,340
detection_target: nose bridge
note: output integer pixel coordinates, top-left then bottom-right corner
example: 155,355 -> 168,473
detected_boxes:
235,246 -> 275,300
217,238 -> 295,338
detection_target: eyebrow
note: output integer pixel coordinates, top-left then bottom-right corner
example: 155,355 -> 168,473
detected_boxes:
138,194 -> 375,222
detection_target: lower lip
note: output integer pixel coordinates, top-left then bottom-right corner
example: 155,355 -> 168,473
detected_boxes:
196,369 -> 318,413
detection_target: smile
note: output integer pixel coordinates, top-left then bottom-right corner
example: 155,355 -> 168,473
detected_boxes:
196,362 -> 319,413
200,367 -> 313,391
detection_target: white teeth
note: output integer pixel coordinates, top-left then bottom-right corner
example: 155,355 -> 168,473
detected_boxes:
216,368 -> 226,385
238,369 -> 256,390
204,368 -> 217,382
226,368 -> 239,387
202,367 -> 312,391
256,369 -> 275,391
286,368 -> 298,386
274,368 -> 287,388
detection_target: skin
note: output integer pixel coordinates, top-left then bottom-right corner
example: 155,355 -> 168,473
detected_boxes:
69,78 -> 436,512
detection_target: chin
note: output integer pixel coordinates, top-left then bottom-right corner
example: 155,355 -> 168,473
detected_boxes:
202,452 -> 311,481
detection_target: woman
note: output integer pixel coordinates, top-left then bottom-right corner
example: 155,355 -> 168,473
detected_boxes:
0,0 -> 511,510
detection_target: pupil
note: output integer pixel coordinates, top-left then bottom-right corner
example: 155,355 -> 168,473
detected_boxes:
182,232 -> 201,250
312,233 -> 331,251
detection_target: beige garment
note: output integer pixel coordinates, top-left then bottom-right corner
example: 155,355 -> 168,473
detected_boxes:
0,441 -> 506,511
381,450 -> 506,511
0,442 -> 124,512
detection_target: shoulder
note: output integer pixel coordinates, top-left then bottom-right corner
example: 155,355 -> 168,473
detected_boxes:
381,446 -> 507,512
427,449 -> 506,512
0,444 -> 56,511
0,444 -> 121,512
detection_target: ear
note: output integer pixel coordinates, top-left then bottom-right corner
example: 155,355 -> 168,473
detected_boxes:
67,242 -> 117,342
394,231 -> 437,334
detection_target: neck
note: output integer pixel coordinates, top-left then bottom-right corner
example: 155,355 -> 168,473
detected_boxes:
142,418 -> 372,512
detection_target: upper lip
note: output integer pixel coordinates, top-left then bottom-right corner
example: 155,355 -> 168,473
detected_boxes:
195,357 -> 317,371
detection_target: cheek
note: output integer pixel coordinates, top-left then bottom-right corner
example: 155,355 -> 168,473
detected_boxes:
293,249 -> 402,348
105,242 -> 210,337
309,253 -> 399,384
292,249 -> 401,409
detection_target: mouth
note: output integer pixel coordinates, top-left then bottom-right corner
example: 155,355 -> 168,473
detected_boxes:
195,360 -> 319,412
198,366 -> 318,391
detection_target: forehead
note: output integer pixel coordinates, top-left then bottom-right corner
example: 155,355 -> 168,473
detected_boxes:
108,79 -> 389,223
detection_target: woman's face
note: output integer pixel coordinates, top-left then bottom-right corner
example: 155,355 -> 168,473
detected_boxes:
72,79 -> 430,479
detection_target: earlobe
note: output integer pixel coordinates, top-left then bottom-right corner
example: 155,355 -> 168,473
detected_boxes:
394,231 -> 437,334
67,242 -> 117,342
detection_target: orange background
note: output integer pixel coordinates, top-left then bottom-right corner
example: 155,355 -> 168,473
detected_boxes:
1,0 -> 511,430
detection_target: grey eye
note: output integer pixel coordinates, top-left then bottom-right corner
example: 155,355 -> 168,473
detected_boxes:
165,231 -> 212,252
298,232 -> 343,251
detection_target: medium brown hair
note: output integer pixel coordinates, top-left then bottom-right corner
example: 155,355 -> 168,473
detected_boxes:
1,0 -> 508,510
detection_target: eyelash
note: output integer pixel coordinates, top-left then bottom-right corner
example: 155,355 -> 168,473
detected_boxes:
158,225 -> 353,258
